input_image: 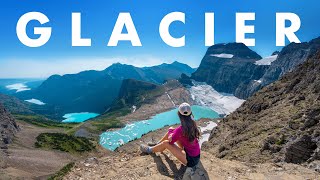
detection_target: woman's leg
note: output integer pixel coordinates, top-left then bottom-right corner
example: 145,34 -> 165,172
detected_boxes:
151,140 -> 187,165
158,126 -> 174,143
158,131 -> 169,143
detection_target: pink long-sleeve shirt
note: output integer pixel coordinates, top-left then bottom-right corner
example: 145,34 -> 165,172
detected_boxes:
168,125 -> 200,157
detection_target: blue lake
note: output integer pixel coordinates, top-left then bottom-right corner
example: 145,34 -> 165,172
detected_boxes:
100,105 -> 219,151
62,112 -> 100,123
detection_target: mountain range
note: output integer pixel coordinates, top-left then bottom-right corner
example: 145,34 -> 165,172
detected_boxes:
15,61 -> 195,116
1,37 -> 320,178
190,37 -> 320,99
105,61 -> 195,84
6,37 -> 320,120
204,50 -> 320,168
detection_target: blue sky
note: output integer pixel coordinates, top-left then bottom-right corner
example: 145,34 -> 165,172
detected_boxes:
0,0 -> 319,78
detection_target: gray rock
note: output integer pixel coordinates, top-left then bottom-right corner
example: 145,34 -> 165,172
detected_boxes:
238,37 -> 320,99
0,103 -> 19,149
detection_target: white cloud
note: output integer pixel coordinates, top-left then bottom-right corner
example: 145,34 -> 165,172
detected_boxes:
0,55 -> 169,78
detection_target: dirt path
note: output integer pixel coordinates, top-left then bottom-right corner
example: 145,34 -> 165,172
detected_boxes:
1,121 -> 77,179
64,151 -> 319,180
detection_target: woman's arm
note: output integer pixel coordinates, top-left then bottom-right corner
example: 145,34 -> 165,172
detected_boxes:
168,126 -> 182,145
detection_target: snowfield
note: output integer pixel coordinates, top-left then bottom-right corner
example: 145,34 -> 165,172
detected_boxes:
189,81 -> 245,115
210,53 -> 234,58
25,99 -> 46,105
255,55 -> 278,65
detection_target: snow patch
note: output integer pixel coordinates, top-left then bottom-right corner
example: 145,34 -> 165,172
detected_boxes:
210,53 -> 234,58
199,133 -> 210,148
255,55 -> 278,65
6,83 -> 31,92
25,99 -> 46,105
199,121 -> 218,147
132,105 -> 137,113
200,121 -> 217,132
254,79 -> 262,84
189,81 -> 245,115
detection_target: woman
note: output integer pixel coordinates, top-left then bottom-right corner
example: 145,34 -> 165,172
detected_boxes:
140,102 -> 201,167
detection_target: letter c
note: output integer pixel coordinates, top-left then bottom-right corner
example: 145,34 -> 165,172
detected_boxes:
159,12 -> 185,47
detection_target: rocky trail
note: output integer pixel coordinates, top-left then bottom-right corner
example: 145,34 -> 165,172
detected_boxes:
65,123 -> 319,180
65,151 -> 319,180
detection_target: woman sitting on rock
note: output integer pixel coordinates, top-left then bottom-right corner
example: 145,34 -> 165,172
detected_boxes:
140,103 -> 201,168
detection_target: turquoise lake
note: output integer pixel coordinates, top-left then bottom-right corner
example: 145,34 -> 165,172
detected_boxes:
62,112 -> 100,123
100,105 -> 219,151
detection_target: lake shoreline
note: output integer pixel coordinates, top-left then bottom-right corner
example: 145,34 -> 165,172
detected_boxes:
100,105 -> 219,151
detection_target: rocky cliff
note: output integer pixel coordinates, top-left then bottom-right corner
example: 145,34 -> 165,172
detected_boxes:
203,51 -> 320,171
191,43 -> 268,95
191,38 -> 320,100
0,103 -> 19,149
236,37 -> 320,98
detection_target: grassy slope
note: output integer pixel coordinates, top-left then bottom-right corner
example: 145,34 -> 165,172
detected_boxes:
14,114 -> 96,155
14,114 -> 76,130
35,133 -> 95,154
48,162 -> 75,180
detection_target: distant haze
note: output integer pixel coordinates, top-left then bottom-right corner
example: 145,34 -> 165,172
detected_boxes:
0,56 -> 197,78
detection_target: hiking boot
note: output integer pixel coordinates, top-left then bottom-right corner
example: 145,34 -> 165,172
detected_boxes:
147,137 -> 159,146
147,142 -> 158,146
140,144 -> 152,154
147,141 -> 159,146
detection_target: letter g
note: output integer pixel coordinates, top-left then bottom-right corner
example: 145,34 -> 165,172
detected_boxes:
16,12 -> 51,47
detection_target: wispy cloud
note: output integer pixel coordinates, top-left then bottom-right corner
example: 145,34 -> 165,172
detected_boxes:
0,55 -> 171,78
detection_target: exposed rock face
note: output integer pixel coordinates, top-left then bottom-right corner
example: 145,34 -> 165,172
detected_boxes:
203,51 -> 320,169
237,37 -> 320,98
191,38 -> 320,100
0,103 -> 19,149
191,43 -> 268,96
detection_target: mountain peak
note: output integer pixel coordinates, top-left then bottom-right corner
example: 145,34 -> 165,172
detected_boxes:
206,42 -> 262,60
271,51 -> 280,56
171,61 -> 181,65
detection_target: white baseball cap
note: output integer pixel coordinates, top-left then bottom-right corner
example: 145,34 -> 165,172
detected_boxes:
178,103 -> 192,116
